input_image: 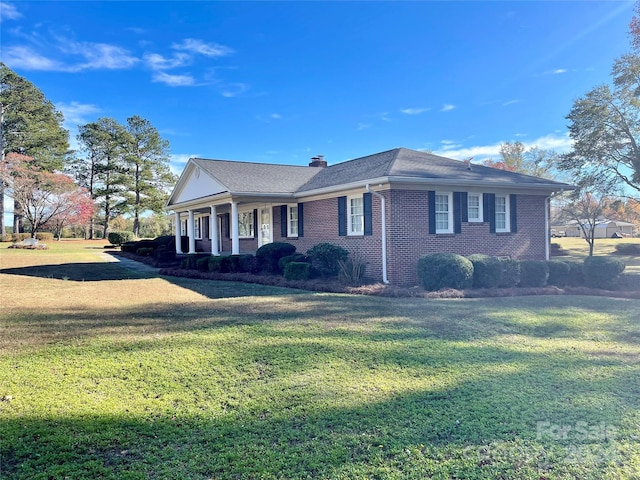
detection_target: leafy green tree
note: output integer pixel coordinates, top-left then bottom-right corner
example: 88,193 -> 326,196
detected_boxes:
75,117 -> 129,239
0,63 -> 69,235
123,116 -> 175,237
558,7 -> 640,199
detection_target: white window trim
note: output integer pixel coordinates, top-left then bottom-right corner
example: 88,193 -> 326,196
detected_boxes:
238,210 -> 255,239
347,195 -> 364,236
495,194 -> 511,233
435,192 -> 454,234
194,217 -> 202,239
287,204 -> 299,237
467,192 -> 483,223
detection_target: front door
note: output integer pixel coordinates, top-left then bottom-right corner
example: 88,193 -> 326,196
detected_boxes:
259,207 -> 272,247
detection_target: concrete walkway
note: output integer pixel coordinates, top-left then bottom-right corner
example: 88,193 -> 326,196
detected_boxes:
99,252 -> 161,275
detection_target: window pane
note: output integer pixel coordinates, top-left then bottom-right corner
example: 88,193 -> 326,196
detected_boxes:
468,195 -> 480,220
350,197 -> 364,233
238,212 -> 254,237
288,206 -> 298,236
435,194 -> 449,231
495,196 -> 507,230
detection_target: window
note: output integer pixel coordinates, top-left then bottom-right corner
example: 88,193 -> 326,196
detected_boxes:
180,220 -> 186,236
495,195 -> 510,232
435,192 -> 453,234
194,217 -> 202,239
467,193 -> 483,222
348,196 -> 364,235
238,211 -> 254,238
288,205 -> 298,237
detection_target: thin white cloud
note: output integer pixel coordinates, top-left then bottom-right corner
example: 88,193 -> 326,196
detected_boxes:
0,2 -> 22,21
62,41 -> 139,70
143,52 -> 191,70
502,99 -> 520,106
152,71 -> 196,87
56,101 -> 101,127
357,123 -> 371,131
400,107 -> 430,115
169,154 -> 200,174
1,46 -> 62,70
172,38 -> 233,57
270,113 -> 282,119
441,104 -> 455,112
221,83 -> 249,97
433,133 -> 572,161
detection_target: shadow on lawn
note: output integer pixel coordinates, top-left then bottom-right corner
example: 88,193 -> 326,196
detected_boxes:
1,355 -> 637,479
0,262 -> 146,281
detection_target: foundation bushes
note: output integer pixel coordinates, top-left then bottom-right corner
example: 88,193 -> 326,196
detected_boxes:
583,256 -> 625,289
284,262 -> 312,281
497,258 -> 521,288
108,231 -> 135,246
546,260 -> 571,287
256,242 -> 296,274
467,254 -> 502,288
306,243 -> 349,278
518,260 -> 549,287
417,253 -> 473,291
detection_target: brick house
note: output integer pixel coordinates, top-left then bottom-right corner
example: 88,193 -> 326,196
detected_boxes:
166,147 -> 572,285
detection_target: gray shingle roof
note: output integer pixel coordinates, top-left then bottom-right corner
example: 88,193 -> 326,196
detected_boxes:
298,147 -> 570,191
192,158 -> 322,194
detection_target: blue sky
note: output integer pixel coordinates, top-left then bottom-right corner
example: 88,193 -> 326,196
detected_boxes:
0,0 -> 635,175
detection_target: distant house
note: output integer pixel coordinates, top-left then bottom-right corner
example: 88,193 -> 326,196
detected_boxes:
564,219 -> 635,238
166,148 -> 573,285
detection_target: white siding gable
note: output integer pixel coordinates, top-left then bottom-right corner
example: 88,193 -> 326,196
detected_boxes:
174,165 -> 227,204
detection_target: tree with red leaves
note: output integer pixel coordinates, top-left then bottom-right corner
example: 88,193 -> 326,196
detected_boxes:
1,153 -> 94,238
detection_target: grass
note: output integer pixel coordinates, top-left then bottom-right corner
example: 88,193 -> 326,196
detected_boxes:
551,237 -> 640,274
1,240 -> 639,479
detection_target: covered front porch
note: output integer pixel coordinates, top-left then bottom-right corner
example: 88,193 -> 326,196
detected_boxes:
172,201 -> 279,256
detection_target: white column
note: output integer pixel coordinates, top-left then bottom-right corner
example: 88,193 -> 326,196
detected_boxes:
231,202 -> 240,255
174,212 -> 183,254
210,205 -> 219,256
187,210 -> 196,254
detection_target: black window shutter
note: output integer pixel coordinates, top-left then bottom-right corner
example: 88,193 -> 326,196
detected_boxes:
453,192 -> 462,234
510,194 -> 518,233
225,213 -> 230,238
298,203 -> 304,237
280,205 -> 287,237
204,216 -> 210,239
461,192 -> 469,223
253,209 -> 258,238
428,191 -> 436,234
484,193 -> 496,233
338,196 -> 347,236
363,192 -> 372,236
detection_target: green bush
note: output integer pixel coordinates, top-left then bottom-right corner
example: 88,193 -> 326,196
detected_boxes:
12,233 -> 31,242
307,243 -> 349,277
565,261 -> 585,287
108,231 -> 135,246
613,243 -> 640,255
237,254 -> 259,273
196,256 -> 210,272
546,260 -> 571,287
518,260 -> 549,287
467,254 -> 503,288
0,234 -> 12,242
256,242 -> 296,274
278,253 -> 309,272
35,232 -> 54,241
136,247 -> 154,257
153,245 -> 176,264
417,253 -> 474,291
284,262 -> 312,281
208,256 -> 224,273
497,258 -> 521,288
121,241 -> 138,253
583,256 -> 625,289
181,254 -> 209,270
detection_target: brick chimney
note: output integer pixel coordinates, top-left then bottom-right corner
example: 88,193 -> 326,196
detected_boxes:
309,155 -> 327,168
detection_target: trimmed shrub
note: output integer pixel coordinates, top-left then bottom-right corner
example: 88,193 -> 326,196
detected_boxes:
278,253 -> 309,272
546,260 -> 571,287
307,243 -> 349,277
518,260 -> 549,287
417,253 -> 474,291
497,258 -> 521,288
35,232 -> 54,241
0,234 -> 12,242
181,254 -> 209,270
564,261 -> 585,287
583,256 -> 625,289
467,254 -> 502,288
121,241 -> 138,253
136,247 -> 154,257
196,256 -> 210,272
108,231 -> 135,246
11,233 -> 31,242
153,245 -> 176,264
237,254 -> 259,273
614,243 -> 640,255
208,256 -> 224,273
256,242 -> 296,274
284,262 -> 312,281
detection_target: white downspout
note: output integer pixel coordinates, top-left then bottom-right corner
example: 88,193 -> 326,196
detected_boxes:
545,196 -> 550,261
366,184 -> 389,284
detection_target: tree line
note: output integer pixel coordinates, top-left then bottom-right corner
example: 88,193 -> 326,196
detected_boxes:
0,62 -> 176,239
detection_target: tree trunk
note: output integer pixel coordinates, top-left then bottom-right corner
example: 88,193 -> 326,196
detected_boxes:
0,180 -> 5,237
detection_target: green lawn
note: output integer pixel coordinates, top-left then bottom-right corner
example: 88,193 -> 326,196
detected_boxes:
1,240 -> 639,479
551,237 -> 640,275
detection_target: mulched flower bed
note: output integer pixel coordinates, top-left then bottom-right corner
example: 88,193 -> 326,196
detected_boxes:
110,250 -> 640,299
